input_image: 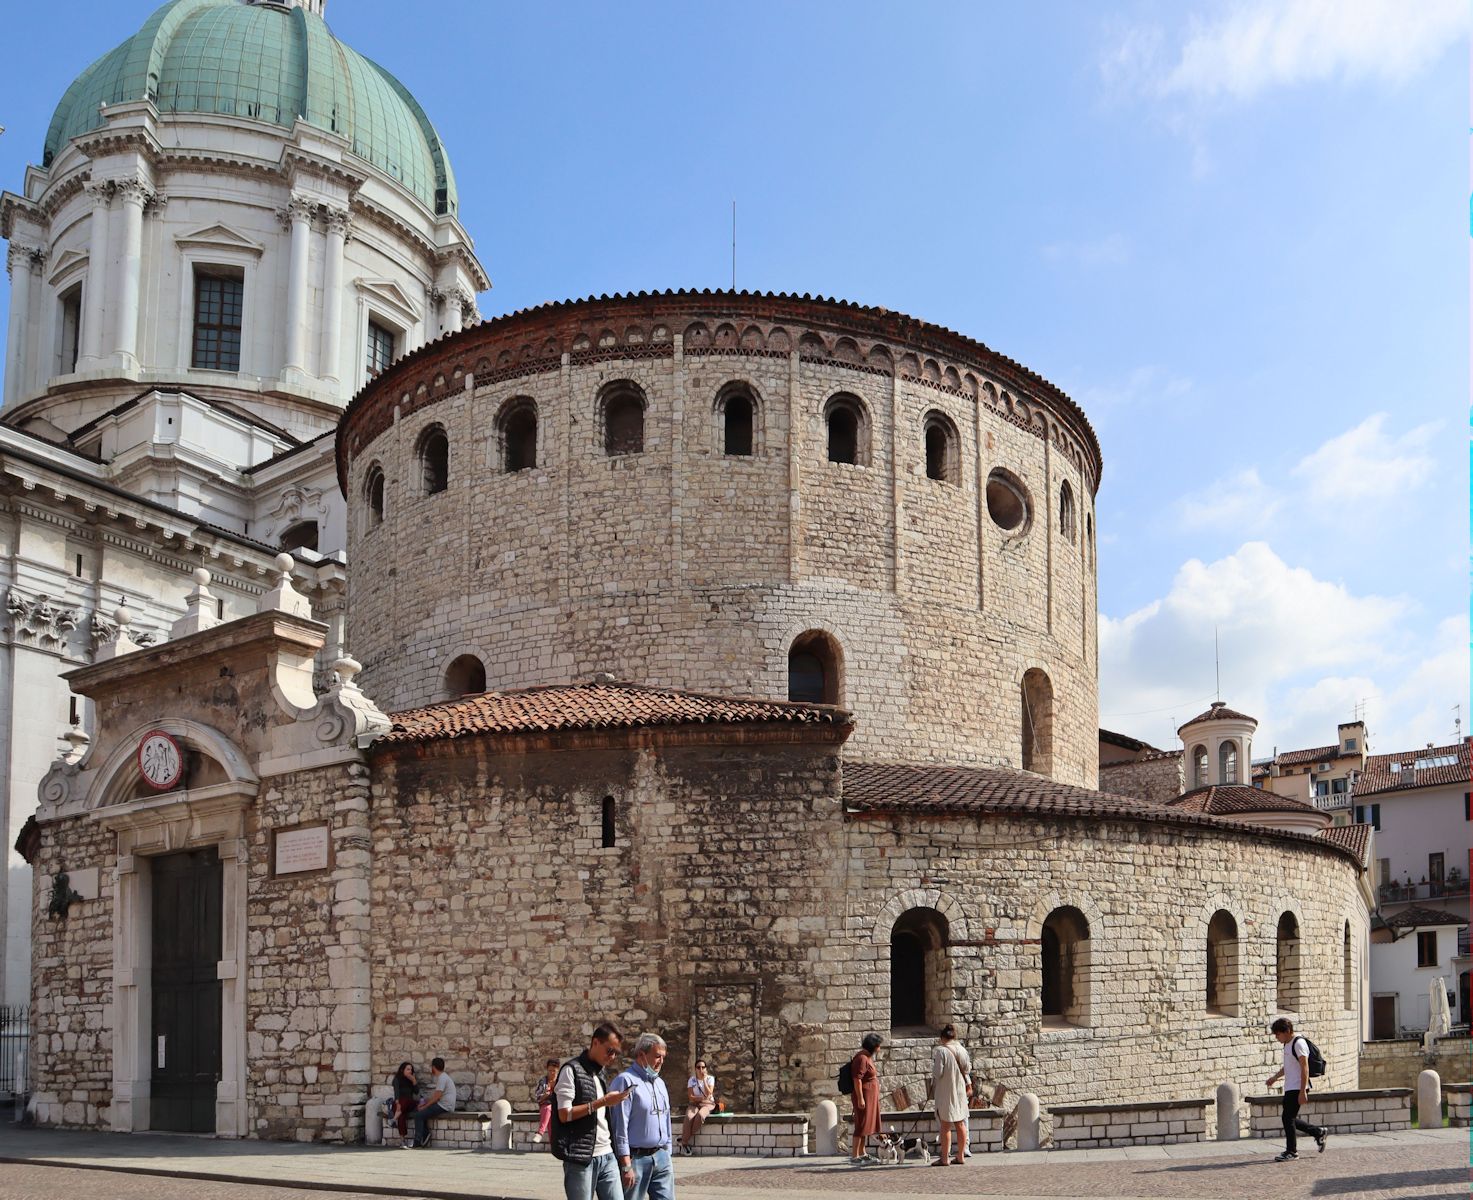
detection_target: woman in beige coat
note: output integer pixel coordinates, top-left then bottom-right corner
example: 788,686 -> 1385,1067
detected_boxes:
931,1025 -> 971,1165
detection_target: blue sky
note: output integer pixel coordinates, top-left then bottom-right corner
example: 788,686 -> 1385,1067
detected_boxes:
0,0 -> 1465,756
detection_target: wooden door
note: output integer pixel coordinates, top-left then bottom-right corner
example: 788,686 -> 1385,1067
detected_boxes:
150,848 -> 222,1132
1370,994 -> 1397,1041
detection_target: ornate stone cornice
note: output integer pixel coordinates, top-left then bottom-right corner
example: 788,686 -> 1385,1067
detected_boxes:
6,589 -> 81,651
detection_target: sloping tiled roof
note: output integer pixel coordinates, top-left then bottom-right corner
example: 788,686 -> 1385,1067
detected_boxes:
379,681 -> 852,745
1166,785 -> 1319,817
841,762 -> 1364,866
1384,905 -> 1467,929
1317,823 -> 1372,866
1356,740 -> 1470,796
1178,703 -> 1258,734
1099,728 -> 1158,753
1276,744 -> 1344,767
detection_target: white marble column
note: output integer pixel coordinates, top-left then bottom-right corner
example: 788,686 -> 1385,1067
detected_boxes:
319,208 -> 349,386
3,245 -> 39,407
281,195 -> 316,379
77,182 -> 111,369
112,179 -> 151,369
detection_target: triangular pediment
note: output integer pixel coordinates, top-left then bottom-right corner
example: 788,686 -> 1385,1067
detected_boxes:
174,223 -> 265,257
355,277 -> 421,321
47,249 -> 87,283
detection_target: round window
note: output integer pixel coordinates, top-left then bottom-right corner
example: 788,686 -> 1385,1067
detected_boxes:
986,469 -> 1031,532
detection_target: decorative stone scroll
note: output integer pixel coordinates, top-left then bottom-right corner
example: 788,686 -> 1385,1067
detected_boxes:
6,589 -> 80,650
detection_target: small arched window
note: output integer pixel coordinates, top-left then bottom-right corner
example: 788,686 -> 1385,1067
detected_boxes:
602,795 -> 617,848
1041,906 -> 1091,1027
1086,512 -> 1095,567
787,630 -> 841,705
443,654 -> 486,698
603,386 -> 645,456
417,426 -> 449,495
1021,668 -> 1054,776
1192,745 -> 1209,788
364,464 -> 385,529
1059,481 -> 1076,541
1342,922 -> 1354,1009
1206,910 -> 1239,1015
1219,740 -> 1239,784
719,386 -> 755,456
825,395 -> 869,466
891,907 -> 949,1032
923,411 -> 960,484
279,520 -> 319,552
1276,912 -> 1301,1012
499,399 -> 538,472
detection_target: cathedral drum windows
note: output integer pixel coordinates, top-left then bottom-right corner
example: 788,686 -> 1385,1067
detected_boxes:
191,267 -> 243,372
367,320 -> 397,378
497,398 -> 539,473
824,394 -> 870,466
715,384 -> 758,457
363,464 -> 386,530
923,411 -> 960,484
601,383 -> 646,456
416,426 -> 450,496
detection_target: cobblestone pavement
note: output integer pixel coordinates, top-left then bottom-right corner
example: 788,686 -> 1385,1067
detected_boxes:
692,1139 -> 1472,1199
0,1163 -> 420,1200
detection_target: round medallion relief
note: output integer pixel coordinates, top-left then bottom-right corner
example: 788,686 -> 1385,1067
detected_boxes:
137,731 -> 184,791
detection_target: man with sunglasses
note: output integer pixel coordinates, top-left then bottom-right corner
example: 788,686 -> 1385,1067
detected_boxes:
608,1033 -> 674,1200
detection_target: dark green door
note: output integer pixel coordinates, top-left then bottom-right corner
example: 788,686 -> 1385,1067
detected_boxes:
150,848 -> 222,1132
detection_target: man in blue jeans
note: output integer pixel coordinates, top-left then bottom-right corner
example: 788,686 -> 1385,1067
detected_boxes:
553,1023 -> 633,1200
608,1033 -> 674,1200
412,1057 -> 456,1147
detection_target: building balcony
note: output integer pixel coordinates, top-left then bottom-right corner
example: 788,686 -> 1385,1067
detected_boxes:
1313,792 -> 1352,810
1378,878 -> 1470,905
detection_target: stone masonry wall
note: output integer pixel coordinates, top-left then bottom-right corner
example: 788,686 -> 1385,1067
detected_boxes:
344,298 -> 1100,788
1099,755 -> 1184,804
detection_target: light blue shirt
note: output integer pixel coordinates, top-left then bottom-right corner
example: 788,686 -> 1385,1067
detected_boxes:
608,1067 -> 672,1157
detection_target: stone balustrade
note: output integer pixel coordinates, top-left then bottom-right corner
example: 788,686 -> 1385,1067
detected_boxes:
1444,1083 -> 1470,1127
1247,1089 -> 1411,1136
1048,1098 -> 1210,1150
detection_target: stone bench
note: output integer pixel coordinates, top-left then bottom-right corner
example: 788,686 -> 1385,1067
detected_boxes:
504,1110 -> 810,1157
842,1107 -> 1005,1153
1048,1098 -> 1210,1150
1247,1089 -> 1412,1136
365,1099 -> 494,1149
1444,1083 -> 1471,1127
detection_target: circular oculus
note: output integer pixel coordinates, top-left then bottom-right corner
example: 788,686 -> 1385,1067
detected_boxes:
137,731 -> 184,791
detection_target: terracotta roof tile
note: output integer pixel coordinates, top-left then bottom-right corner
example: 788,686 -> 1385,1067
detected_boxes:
1318,823 -> 1372,866
1166,785 -> 1319,817
841,762 -> 1364,866
1098,728 -> 1159,754
1355,740 -> 1470,797
1275,743 -> 1344,767
379,680 -> 851,744
1178,703 -> 1258,734
1383,905 -> 1467,929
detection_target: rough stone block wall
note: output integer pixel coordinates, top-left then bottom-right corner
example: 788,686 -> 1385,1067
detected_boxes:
1098,756 -> 1184,804
343,299 -> 1101,788
1358,1035 -> 1472,1090
27,816 -> 115,1127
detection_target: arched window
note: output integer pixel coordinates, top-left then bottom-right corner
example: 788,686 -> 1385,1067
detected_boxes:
603,385 -> 645,455
718,386 -> 756,456
1059,481 -> 1076,541
890,907 -> 949,1032
1021,668 -> 1053,776
417,426 -> 449,495
1276,912 -> 1301,1011
279,520 -> 318,553
601,795 -> 616,848
443,654 -> 486,698
1086,513 -> 1094,567
787,630 -> 841,705
1219,740 -> 1239,784
825,395 -> 869,466
1192,745 -> 1209,788
1041,906 -> 1091,1026
499,398 -> 538,472
923,411 -> 960,484
364,464 -> 385,528
1342,922 -> 1354,1009
1206,910 -> 1239,1015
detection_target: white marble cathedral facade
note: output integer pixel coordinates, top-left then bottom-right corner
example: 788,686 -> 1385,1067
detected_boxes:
0,0 -> 489,1005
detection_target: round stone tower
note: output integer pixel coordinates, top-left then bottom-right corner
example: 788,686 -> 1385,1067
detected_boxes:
337,291 -> 1103,785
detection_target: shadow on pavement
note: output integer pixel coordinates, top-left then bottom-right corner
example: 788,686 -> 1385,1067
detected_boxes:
1308,1167 -> 1470,1195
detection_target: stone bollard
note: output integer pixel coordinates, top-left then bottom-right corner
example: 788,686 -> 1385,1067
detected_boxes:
1418,1070 -> 1441,1129
1215,1082 -> 1241,1141
364,1097 -> 383,1145
489,1098 -> 512,1149
811,1100 -> 840,1155
1015,1093 -> 1041,1151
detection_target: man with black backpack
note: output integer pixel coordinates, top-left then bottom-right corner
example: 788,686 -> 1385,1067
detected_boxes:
1265,1017 -> 1328,1162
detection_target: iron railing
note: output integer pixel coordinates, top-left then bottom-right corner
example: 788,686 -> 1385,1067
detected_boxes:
0,1005 -> 28,1096
1379,879 -> 1470,904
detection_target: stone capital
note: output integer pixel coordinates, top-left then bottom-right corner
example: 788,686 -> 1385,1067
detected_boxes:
280,195 -> 318,228
83,180 -> 113,208
113,178 -> 153,208
6,589 -> 81,652
6,243 -> 43,278
324,207 -> 353,238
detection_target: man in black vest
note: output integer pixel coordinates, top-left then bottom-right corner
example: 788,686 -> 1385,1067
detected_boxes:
552,1022 -> 633,1200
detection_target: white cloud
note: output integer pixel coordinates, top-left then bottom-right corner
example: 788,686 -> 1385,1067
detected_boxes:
1177,467 -> 1281,532
1290,412 -> 1438,507
1098,541 -> 1459,753
1077,364 -> 1193,412
1106,0 -> 1468,102
1041,233 -> 1130,267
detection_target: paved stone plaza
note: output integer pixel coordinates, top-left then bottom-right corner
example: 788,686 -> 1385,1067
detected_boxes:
0,1123 -> 1465,1200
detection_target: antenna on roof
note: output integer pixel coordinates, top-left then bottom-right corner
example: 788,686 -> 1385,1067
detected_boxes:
731,200 -> 737,291
1455,703 -> 1462,742
1214,627 -> 1221,702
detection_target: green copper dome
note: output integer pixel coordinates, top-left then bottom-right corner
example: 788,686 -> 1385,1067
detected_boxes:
43,0 -> 457,216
